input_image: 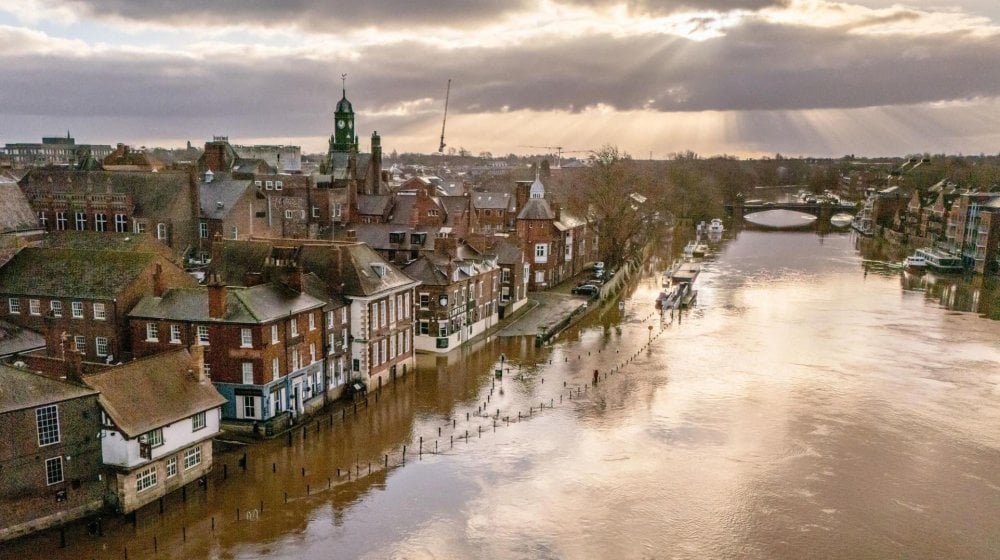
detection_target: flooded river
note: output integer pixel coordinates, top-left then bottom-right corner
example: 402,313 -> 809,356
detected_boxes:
6,227 -> 1000,559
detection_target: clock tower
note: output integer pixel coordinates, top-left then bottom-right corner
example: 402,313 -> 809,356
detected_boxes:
328,74 -> 357,155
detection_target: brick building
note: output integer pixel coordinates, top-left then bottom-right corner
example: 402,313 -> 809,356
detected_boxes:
18,168 -> 200,255
0,247 -> 196,364
0,363 -> 104,543
128,276 -> 327,431
210,239 -> 419,390
403,236 -> 500,353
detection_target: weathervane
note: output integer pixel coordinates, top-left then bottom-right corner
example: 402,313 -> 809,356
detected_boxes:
341,73 -> 347,95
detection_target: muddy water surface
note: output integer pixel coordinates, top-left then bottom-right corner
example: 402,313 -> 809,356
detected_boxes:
6,229 -> 1000,559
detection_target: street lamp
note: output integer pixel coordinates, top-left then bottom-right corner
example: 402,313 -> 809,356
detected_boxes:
496,352 -> 505,378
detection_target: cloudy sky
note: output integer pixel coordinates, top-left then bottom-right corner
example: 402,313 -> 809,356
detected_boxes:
1,0 -> 998,158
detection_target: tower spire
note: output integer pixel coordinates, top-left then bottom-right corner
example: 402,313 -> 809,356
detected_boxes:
341,73 -> 347,98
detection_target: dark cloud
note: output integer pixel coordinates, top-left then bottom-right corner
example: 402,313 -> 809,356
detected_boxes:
564,0 -> 789,14
2,18 -> 999,146
56,0 -> 527,28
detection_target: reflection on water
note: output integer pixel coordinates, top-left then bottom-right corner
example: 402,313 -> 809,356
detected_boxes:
900,270 -> 1000,319
5,230 -> 1000,559
744,209 -> 818,228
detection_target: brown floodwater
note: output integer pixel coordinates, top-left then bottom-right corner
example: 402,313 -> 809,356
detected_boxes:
5,227 -> 1000,559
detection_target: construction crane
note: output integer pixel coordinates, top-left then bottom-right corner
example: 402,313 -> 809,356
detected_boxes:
438,79 -> 451,153
520,145 -> 564,168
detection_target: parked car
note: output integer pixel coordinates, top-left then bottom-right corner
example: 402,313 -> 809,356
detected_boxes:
571,284 -> 600,296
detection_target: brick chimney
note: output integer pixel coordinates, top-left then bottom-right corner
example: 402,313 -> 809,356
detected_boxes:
64,345 -> 84,385
207,274 -> 226,319
152,262 -> 165,297
514,181 -> 531,216
553,202 -> 562,222
288,264 -> 304,293
189,344 -> 206,382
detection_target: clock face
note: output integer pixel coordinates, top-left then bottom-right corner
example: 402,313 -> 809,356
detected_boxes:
337,120 -> 346,129
347,121 -> 353,129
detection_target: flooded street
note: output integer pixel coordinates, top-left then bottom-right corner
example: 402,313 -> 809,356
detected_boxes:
7,228 -> 1000,559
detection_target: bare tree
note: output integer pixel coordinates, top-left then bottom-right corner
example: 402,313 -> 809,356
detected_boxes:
564,145 -> 662,268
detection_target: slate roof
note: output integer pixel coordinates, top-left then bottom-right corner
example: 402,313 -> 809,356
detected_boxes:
0,363 -> 97,414
402,257 -> 449,286
208,239 -> 418,299
388,193 -> 420,225
83,348 -> 226,438
473,192 -> 511,210
201,174 -> 254,220
341,224 -> 438,251
517,198 -> 556,220
0,248 -> 156,299
402,254 -> 496,287
301,242 -> 418,298
494,239 -> 524,265
357,194 -> 392,216
0,172 -> 39,233
130,283 -> 325,324
0,320 -> 45,357
440,196 -> 470,226
328,152 -> 372,181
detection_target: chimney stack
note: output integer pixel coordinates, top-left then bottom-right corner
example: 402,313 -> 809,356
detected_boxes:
207,274 -> 226,319
189,344 -> 206,382
153,262 -> 165,297
288,264 -> 304,293
64,345 -> 84,384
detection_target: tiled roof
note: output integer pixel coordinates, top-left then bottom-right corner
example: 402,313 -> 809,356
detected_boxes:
43,231 -> 183,265
129,283 -> 325,324
0,363 -> 97,414
0,247 -> 156,299
83,348 -> 226,438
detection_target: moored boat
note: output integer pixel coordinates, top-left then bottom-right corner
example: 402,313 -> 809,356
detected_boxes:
903,254 -> 926,271
683,241 -> 708,259
708,218 -> 724,233
912,247 -> 963,273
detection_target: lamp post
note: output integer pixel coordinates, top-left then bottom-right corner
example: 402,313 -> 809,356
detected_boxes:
497,352 -> 506,378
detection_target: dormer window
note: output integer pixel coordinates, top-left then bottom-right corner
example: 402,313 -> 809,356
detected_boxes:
371,263 -> 386,278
